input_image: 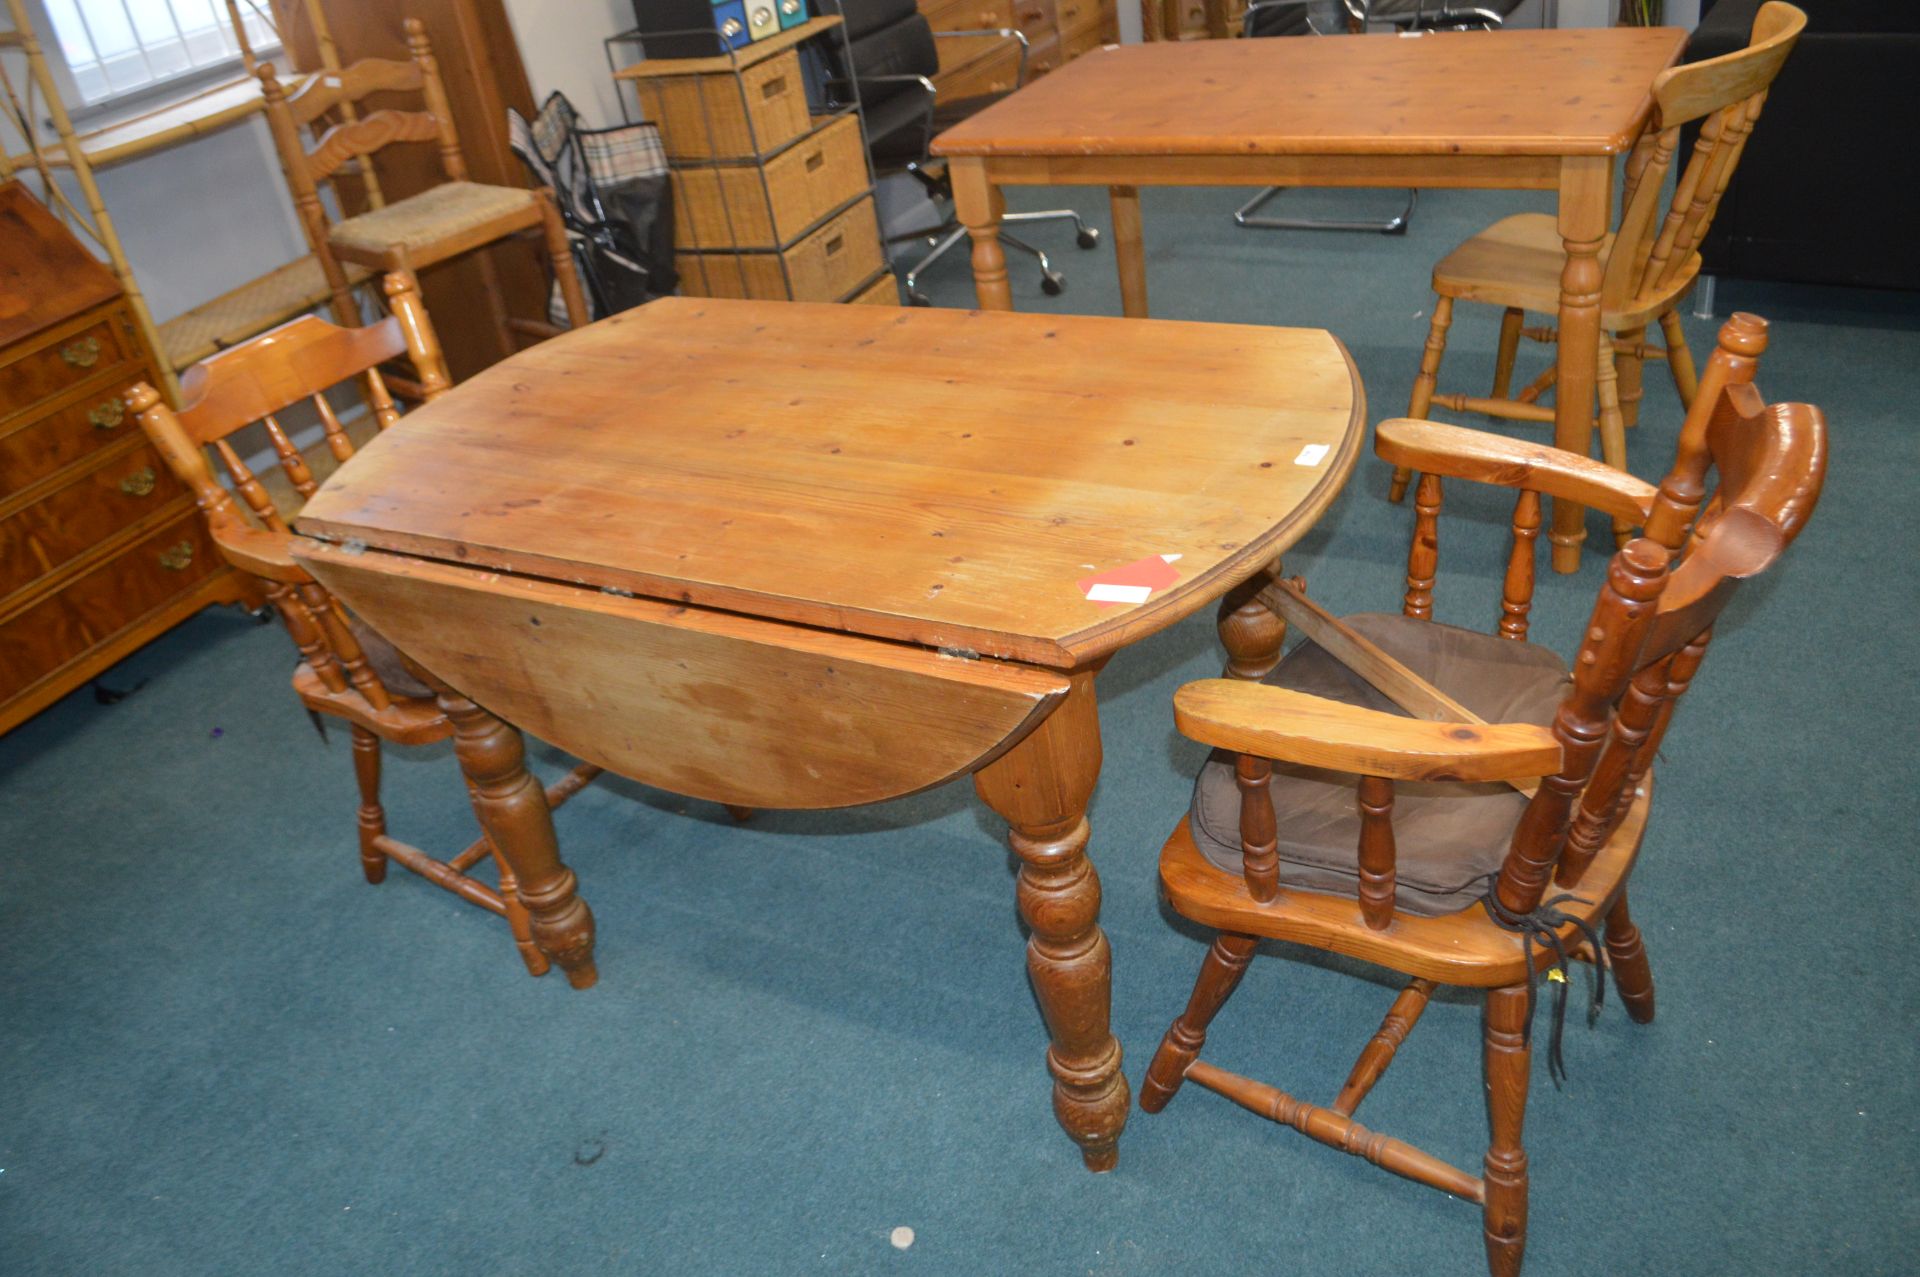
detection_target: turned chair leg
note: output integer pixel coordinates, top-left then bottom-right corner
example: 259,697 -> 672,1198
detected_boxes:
1140,932 -> 1259,1113
1659,310 -> 1699,408
1391,295 -> 1453,503
1491,306 -> 1523,399
1594,333 -> 1632,548
537,190 -> 591,329
350,724 -> 388,884
1483,984 -> 1533,1277
1605,891 -> 1656,1024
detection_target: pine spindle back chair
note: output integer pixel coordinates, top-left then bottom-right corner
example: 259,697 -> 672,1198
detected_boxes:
256,17 -> 589,358
1388,1 -> 1806,542
1141,313 -> 1827,1277
128,272 -> 599,978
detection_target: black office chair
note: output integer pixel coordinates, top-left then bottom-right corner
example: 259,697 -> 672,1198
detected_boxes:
1233,0 -> 1521,234
824,0 -> 1099,305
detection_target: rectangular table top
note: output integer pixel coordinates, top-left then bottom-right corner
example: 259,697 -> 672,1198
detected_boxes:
932,27 -> 1689,160
296,298 -> 1365,668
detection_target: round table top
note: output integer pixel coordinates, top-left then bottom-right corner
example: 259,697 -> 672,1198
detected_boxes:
298,297 -> 1365,667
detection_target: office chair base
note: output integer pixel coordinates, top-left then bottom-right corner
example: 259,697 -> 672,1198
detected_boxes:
1234,186 -> 1418,235
893,207 -> 1097,304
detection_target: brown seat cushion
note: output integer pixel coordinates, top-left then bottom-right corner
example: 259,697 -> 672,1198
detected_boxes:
344,614 -> 437,702
1188,613 -> 1570,917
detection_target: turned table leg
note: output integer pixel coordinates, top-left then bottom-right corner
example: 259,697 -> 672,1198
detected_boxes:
437,685 -> 598,989
1218,563 -> 1286,682
1549,156 -> 1612,574
973,670 -> 1128,1171
952,157 -> 1013,312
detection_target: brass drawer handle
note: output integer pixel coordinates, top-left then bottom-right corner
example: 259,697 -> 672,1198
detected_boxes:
61,336 -> 101,368
157,539 -> 194,571
120,466 -> 157,497
89,398 -> 125,429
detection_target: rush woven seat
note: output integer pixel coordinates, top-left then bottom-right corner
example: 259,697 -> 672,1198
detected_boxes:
326,181 -> 543,260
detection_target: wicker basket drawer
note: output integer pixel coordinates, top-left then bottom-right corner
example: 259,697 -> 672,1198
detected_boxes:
674,114 -> 869,251
846,274 -> 901,306
0,509 -> 217,701
933,38 -> 1022,100
0,373 -> 146,493
0,310 -> 137,428
632,49 -> 812,161
0,443 -> 185,603
677,196 -> 883,301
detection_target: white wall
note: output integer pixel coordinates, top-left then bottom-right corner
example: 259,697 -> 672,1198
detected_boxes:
502,0 -> 638,128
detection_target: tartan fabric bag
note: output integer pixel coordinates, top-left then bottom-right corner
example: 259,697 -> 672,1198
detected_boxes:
508,92 -> 677,322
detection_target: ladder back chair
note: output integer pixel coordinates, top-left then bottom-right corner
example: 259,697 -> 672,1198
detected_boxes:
1140,313 -> 1827,1277
127,272 -> 601,979
1389,1 -> 1806,548
256,18 -> 590,360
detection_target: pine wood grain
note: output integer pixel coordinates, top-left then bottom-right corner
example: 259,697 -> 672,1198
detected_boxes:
296,298 -> 1364,668
933,29 -> 1686,158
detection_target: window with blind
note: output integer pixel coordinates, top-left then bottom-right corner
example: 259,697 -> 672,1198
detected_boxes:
39,0 -> 276,104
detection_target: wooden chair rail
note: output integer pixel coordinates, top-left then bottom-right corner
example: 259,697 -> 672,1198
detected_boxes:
1173,681 -> 1561,784
1373,418 -> 1657,523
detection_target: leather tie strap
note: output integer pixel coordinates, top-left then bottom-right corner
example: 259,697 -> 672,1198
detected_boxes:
1477,873 -> 1607,1088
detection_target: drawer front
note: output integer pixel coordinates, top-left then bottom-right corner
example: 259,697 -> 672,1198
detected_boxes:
1024,28 -> 1062,78
673,114 -> 868,250
1008,0 -> 1056,42
635,49 -> 810,161
0,374 -> 146,495
1061,20 -> 1107,59
0,311 -> 137,426
0,444 -> 186,602
0,510 -> 218,702
934,38 -> 1022,100
1097,0 -> 1119,41
1054,0 -> 1101,39
676,196 -> 883,301
847,273 -> 901,306
922,0 -> 1014,32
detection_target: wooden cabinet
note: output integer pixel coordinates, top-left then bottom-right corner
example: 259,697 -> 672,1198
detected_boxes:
924,0 -> 1114,88
617,18 -> 895,306
0,184 -> 251,735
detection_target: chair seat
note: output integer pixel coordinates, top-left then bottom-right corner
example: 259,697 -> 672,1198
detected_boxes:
1431,212 -> 1697,326
327,181 -> 540,265
1188,613 -> 1570,917
869,90 -> 1007,170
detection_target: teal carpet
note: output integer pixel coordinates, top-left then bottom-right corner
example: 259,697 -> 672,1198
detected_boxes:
4,188 -> 1916,1275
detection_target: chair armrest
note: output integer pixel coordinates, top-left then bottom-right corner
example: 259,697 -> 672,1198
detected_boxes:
934,28 -> 1030,87
213,523 -> 314,585
1173,680 -> 1562,783
1374,418 -> 1656,525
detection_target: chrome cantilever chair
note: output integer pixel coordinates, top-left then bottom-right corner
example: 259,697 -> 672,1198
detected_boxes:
1233,0 -> 1520,234
831,0 -> 1099,304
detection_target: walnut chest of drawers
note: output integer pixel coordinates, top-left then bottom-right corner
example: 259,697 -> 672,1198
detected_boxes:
0,182 -> 251,735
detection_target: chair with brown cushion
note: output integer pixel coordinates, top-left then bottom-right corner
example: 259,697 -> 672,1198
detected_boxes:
127,271 -> 600,977
256,18 -> 589,358
1139,314 -> 1827,1276
1388,1 -> 1806,548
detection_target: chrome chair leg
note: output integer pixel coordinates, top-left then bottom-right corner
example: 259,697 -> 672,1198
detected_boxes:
1692,275 -> 1716,320
1233,186 -> 1418,234
1006,208 -> 1102,249
902,224 -> 971,300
